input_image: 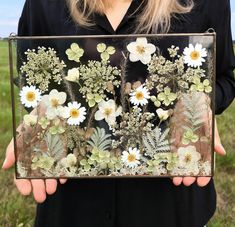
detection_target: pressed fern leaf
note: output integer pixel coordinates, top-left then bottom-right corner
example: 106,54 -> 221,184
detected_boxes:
45,133 -> 64,161
181,92 -> 207,131
143,127 -> 171,157
87,127 -> 112,151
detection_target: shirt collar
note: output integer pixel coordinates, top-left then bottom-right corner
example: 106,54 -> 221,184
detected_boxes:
92,0 -> 144,34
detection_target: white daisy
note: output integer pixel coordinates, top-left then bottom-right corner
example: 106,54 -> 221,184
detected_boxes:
130,85 -> 150,106
127,37 -> 156,64
177,145 -> 201,168
94,99 -> 122,126
20,85 -> 41,108
121,147 -> 141,168
65,101 -> 86,125
183,43 -> 207,68
42,89 -> 67,120
64,68 -> 80,82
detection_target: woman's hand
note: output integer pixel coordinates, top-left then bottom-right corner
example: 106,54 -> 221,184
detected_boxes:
2,138 -> 67,203
172,118 -> 226,187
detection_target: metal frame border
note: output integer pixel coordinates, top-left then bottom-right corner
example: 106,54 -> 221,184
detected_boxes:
8,32 -> 216,179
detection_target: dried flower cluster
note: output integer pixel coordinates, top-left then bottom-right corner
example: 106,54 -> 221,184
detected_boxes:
20,47 -> 66,92
16,37 -> 213,178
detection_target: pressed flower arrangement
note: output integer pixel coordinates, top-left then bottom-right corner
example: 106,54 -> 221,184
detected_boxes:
9,33 -> 215,178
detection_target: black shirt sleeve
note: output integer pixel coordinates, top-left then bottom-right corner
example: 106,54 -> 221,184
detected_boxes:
209,0 -> 235,114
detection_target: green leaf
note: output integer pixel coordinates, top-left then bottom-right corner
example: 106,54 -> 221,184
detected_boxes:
101,52 -> 110,61
87,127 -> 112,151
157,93 -> 166,101
94,94 -> 102,102
45,133 -> 64,161
143,126 -> 171,157
88,99 -> 96,107
97,43 -> 107,52
87,93 -> 94,100
80,159 -> 87,166
106,46 -> 116,55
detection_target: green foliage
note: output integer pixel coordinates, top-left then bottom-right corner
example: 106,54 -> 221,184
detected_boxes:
45,133 -> 65,161
87,127 -> 112,151
181,92 -> 206,132
66,43 -> 84,62
97,43 -> 116,61
143,127 -> 171,157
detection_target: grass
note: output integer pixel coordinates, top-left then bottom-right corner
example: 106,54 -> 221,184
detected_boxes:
0,40 -> 235,226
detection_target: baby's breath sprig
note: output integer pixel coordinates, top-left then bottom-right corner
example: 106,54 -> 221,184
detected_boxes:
20,47 -> 66,93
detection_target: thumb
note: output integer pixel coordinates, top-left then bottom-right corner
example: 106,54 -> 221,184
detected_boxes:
214,119 -> 226,156
2,139 -> 16,170
214,140 -> 226,156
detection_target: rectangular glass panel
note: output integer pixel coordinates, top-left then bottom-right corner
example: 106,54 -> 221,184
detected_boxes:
9,33 -> 215,178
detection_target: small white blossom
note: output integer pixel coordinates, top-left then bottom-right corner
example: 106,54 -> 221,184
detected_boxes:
20,85 -> 42,108
94,99 -> 122,126
130,85 -> 150,106
42,89 -> 67,120
64,101 -> 86,125
183,43 -> 207,68
127,37 -> 156,64
64,68 -> 80,82
121,148 -> 141,168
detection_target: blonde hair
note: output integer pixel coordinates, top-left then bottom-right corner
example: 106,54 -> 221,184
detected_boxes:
67,0 -> 194,33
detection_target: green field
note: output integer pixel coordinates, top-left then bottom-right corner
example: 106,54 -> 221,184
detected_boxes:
0,40 -> 234,227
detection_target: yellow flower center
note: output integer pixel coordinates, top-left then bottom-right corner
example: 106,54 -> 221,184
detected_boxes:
190,51 -> 200,60
104,108 -> 112,117
51,99 -> 59,107
26,91 -> 36,102
136,45 -> 145,54
128,154 -> 136,162
70,108 -> 80,118
135,91 -> 144,100
184,154 -> 192,163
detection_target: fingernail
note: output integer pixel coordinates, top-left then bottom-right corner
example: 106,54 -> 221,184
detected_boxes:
2,159 -> 7,169
221,144 -> 226,155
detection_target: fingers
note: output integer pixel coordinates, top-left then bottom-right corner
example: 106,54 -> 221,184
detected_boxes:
59,179 -> 67,184
172,177 -> 183,186
172,177 -> 196,186
14,177 -> 32,196
172,176 -> 211,187
45,179 -> 57,195
2,139 -> 15,170
14,178 -> 62,203
31,179 -> 47,203
182,177 -> 196,186
197,177 -> 211,187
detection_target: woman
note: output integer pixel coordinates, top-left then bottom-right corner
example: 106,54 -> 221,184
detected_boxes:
3,0 -> 235,226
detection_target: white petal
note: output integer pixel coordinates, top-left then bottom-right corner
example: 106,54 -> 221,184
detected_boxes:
94,110 -> 104,121
59,92 -> 67,104
136,37 -> 148,46
129,53 -> 140,62
127,42 -> 138,53
115,106 -> 122,117
140,54 -> 152,64
145,43 -> 156,54
195,43 -> 203,51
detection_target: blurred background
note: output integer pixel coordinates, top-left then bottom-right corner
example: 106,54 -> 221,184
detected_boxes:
0,0 -> 235,226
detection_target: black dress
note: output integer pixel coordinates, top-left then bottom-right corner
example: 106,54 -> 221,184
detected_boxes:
17,0 -> 235,227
